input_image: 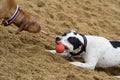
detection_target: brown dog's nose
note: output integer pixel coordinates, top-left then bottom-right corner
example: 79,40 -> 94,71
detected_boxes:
27,22 -> 41,33
33,24 -> 41,33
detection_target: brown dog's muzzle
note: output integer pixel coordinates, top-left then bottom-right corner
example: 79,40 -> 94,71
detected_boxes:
24,22 -> 41,33
16,21 -> 41,34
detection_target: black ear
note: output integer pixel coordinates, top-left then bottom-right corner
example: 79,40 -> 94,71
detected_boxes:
110,41 -> 120,48
67,37 -> 82,50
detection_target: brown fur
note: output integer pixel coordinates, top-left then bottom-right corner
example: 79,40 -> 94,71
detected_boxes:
0,0 -> 41,34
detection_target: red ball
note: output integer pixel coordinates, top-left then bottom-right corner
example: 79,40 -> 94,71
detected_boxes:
55,44 -> 65,53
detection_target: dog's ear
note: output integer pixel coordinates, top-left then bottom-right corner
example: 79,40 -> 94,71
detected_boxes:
68,37 -> 82,50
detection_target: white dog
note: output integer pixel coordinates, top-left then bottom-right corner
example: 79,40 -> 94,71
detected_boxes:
48,30 -> 120,70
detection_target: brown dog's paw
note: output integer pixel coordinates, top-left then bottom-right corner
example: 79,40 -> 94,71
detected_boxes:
15,24 -> 25,34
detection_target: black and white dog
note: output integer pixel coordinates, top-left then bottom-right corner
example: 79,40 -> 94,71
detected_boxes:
48,30 -> 120,70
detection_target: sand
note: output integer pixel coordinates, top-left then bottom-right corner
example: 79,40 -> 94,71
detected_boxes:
0,0 -> 120,80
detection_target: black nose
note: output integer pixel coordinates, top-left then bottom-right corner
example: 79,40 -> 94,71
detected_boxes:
56,37 -> 61,41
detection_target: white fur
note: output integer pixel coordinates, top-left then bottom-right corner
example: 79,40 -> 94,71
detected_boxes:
48,31 -> 120,70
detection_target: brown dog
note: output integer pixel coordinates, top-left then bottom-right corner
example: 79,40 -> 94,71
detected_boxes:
0,0 -> 41,34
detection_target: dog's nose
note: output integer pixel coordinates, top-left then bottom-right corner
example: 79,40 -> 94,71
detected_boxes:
56,37 -> 61,41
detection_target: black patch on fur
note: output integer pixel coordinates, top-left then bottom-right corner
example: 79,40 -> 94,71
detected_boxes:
67,37 -> 82,50
110,41 -> 120,48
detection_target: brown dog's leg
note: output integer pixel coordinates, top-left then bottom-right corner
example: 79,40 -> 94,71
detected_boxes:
15,22 -> 25,34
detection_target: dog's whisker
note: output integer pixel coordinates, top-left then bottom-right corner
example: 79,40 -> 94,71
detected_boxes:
40,30 -> 56,38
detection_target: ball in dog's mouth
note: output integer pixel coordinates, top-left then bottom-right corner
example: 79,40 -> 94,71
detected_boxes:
55,44 -> 65,53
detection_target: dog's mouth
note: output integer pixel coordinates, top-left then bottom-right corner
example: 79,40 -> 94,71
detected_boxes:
63,45 -> 69,50
65,46 -> 68,49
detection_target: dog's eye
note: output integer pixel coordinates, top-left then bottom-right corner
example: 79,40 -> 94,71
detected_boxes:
62,33 -> 67,36
73,32 -> 77,35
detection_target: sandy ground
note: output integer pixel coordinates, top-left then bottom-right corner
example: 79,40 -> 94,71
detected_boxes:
0,0 -> 120,80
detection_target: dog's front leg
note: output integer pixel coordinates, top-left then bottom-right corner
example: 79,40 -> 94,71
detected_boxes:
69,62 -> 96,70
69,49 -> 100,70
47,50 -> 57,54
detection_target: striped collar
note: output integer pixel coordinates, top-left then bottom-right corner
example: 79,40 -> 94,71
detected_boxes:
2,5 -> 21,26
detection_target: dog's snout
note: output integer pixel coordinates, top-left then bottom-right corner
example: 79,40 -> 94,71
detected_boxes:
56,37 -> 61,41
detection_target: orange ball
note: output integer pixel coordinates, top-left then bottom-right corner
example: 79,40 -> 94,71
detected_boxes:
55,44 -> 65,53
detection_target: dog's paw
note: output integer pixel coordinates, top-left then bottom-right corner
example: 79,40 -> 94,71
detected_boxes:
69,62 -> 81,67
114,76 -> 120,78
45,50 -> 57,54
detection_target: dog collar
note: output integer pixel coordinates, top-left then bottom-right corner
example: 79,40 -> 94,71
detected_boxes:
69,34 -> 87,56
2,5 -> 21,26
